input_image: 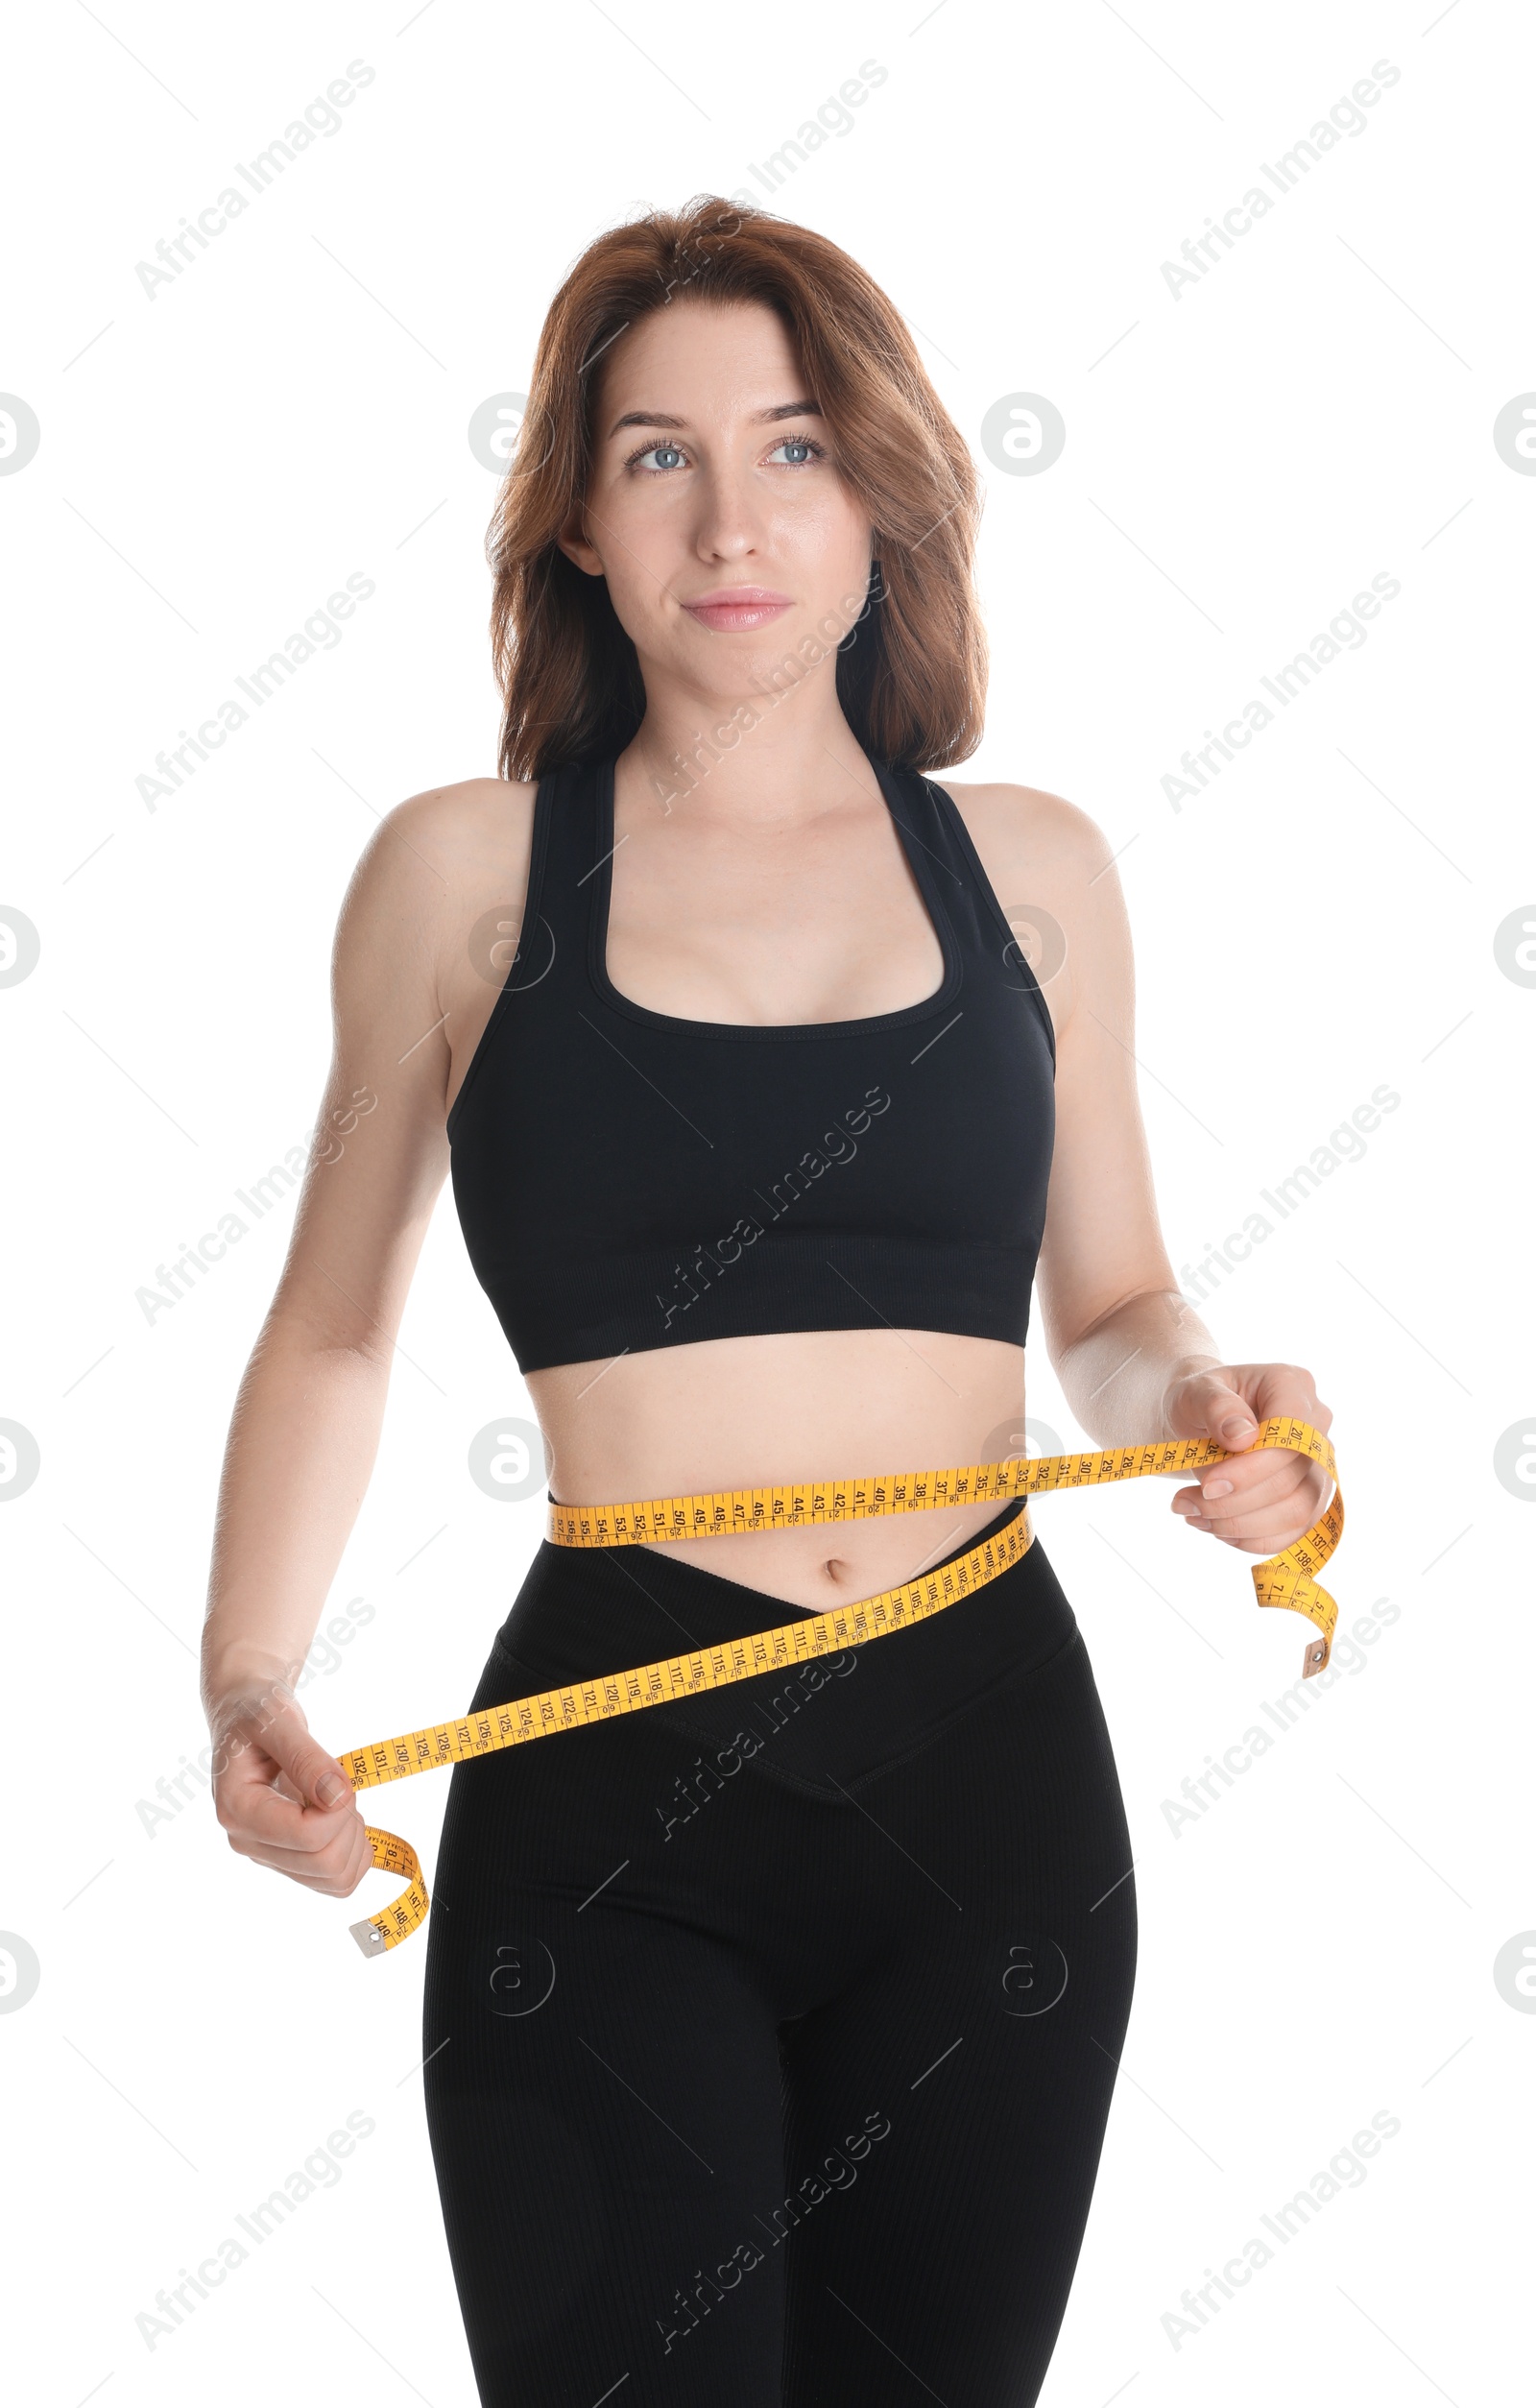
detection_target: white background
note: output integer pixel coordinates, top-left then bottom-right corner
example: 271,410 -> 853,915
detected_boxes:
2,2 -> 1530,2401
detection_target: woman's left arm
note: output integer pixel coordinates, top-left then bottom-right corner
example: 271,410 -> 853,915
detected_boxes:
946,779 -> 1333,1558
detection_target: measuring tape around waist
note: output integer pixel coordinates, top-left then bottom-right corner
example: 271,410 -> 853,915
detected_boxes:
334,1416 -> 1340,1960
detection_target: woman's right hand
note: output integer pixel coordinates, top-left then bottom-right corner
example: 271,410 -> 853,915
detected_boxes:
209,1674 -> 376,1900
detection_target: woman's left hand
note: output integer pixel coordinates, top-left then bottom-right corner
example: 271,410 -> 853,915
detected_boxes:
1162,1361 -> 1333,1555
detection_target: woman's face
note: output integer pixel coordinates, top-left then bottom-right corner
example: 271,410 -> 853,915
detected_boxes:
561,296 -> 874,704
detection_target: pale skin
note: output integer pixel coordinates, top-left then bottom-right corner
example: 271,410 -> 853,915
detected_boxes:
202,295 -> 1332,1904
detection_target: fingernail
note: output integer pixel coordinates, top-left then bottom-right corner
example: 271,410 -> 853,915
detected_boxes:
1203,1478 -> 1234,1498
1220,1414 -> 1255,1440
1176,1505 -> 1202,1520
316,1771 -> 347,1807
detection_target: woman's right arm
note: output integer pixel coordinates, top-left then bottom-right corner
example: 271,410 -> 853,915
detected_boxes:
200,778 -> 532,1904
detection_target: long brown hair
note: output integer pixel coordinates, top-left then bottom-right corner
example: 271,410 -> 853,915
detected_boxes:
489,196 -> 987,780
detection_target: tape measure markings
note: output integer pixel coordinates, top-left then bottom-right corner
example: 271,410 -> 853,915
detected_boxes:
337,1418 -> 1340,1958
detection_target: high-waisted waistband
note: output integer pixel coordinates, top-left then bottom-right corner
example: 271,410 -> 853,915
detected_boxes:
476,1495 -> 1080,1799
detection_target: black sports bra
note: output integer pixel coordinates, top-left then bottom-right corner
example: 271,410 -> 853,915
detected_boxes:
447,751 -> 1055,1375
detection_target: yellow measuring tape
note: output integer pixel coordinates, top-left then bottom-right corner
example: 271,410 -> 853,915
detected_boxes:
334,1417 -> 1340,1959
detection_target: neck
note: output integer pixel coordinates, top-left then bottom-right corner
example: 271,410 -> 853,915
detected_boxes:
618,659 -> 876,827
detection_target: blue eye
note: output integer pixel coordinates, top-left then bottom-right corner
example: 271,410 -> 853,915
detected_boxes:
630,441 -> 685,472
620,431 -> 828,473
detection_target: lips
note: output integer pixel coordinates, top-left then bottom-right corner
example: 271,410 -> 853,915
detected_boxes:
681,587 -> 793,633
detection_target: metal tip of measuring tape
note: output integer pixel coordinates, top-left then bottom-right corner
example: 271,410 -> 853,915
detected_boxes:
349,1917 -> 387,1959
1303,1637 -> 1330,1679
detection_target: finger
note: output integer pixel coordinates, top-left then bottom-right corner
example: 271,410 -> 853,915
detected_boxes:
1188,1432 -> 1332,1499
1178,1452 -> 1320,1518
1191,1491 -> 1329,1551
1168,1372 -> 1261,1449
218,1780 -> 361,1855
1175,1455 -> 1327,1536
261,1722 -> 352,1811
1189,1481 -> 1326,1545
236,1802 -> 363,1865
1170,1362 -> 1333,1455
1204,1452 -> 1325,1513
1230,1363 -> 1332,1438
214,1689 -> 350,1813
1170,1466 -> 1301,1522
1225,1519 -> 1323,1554
228,1815 -> 374,1882
231,1842 -> 372,1896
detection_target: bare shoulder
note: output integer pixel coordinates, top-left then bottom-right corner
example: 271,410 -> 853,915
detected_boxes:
362,773 -> 539,888
334,774 -> 538,951
933,777 -> 1129,1041
322,772 -> 538,1066
317,773 -> 543,1129
933,776 -> 1116,885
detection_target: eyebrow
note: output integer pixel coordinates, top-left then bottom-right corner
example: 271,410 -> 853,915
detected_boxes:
606,398 -> 823,437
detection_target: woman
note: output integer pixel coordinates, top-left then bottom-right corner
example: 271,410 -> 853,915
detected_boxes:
202,197 -> 1332,2406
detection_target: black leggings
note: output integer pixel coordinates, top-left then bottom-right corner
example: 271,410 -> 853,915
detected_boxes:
422,1499 -> 1138,2405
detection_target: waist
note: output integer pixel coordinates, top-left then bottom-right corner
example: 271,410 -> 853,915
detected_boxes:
530,1325 -> 1030,1599
474,1493 -> 1076,1794
623,1497 -> 1026,1608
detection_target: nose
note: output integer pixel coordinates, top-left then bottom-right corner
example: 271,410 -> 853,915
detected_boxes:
687,455 -> 766,566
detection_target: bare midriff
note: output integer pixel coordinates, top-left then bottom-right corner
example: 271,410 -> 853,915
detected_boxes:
527,1324 -> 1028,1610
